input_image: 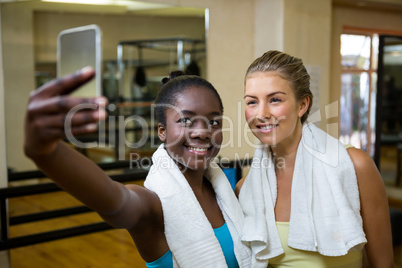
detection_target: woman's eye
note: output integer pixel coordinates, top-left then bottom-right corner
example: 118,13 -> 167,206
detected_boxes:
209,120 -> 220,126
179,118 -> 192,125
246,100 -> 257,105
270,97 -> 281,103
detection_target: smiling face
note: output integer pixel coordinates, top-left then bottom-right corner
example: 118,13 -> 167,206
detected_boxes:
244,71 -> 308,147
158,86 -> 223,172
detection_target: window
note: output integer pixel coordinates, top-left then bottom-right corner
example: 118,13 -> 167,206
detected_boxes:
339,33 -> 379,156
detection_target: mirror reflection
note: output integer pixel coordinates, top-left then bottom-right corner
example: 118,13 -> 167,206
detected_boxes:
3,0 -> 207,166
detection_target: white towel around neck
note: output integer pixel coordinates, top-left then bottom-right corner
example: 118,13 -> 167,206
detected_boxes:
239,124 -> 367,267
144,144 -> 251,268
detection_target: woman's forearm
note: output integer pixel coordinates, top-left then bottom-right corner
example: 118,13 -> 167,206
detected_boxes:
30,141 -> 127,215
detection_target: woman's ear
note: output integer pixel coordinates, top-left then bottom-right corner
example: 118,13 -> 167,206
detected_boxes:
298,96 -> 310,118
158,123 -> 166,142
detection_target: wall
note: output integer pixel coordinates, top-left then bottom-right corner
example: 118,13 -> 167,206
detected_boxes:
254,0 -> 284,56
200,0 -> 256,160
283,0 -> 332,131
1,2 -> 36,171
0,3 -> 11,267
0,4 -> 8,190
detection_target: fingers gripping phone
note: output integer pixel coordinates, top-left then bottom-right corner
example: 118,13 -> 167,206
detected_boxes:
57,24 -> 102,97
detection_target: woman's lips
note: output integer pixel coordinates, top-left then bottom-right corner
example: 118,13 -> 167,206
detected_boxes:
257,124 -> 278,133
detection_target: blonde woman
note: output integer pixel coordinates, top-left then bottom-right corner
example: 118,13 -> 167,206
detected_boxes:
236,50 -> 393,267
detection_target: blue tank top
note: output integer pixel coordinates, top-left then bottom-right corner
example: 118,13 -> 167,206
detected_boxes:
146,222 -> 239,268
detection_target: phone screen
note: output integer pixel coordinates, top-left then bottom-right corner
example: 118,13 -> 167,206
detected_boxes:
57,25 -> 102,97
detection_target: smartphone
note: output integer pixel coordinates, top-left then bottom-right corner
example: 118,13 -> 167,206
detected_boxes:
57,24 -> 102,97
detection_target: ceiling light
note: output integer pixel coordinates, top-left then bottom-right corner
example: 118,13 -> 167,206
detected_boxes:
41,0 -> 173,10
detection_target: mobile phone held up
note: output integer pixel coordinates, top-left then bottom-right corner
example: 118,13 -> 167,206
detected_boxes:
57,24 -> 102,97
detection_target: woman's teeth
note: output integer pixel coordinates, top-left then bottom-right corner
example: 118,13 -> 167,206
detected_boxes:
188,147 -> 208,152
259,124 -> 277,130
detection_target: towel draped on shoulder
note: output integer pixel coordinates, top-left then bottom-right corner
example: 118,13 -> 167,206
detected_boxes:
239,123 -> 367,267
144,144 -> 251,268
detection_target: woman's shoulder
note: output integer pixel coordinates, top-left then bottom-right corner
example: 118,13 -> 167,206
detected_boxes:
345,147 -> 374,172
345,147 -> 382,188
234,177 -> 247,198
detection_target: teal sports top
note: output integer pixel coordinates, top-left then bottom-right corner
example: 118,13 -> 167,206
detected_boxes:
146,222 -> 239,268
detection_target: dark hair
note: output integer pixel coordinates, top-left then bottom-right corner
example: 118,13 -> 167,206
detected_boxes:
245,50 -> 313,124
155,71 -> 223,126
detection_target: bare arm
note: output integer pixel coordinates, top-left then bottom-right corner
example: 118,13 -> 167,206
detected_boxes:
347,147 -> 394,267
24,67 -> 159,229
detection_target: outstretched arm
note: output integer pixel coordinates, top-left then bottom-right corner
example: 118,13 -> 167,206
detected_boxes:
347,148 -> 394,268
24,67 -> 159,229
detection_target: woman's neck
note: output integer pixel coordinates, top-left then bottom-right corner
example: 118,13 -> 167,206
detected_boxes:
271,122 -> 303,172
183,168 -> 208,194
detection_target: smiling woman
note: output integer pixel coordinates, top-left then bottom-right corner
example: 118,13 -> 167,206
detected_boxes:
236,50 -> 394,268
0,1 -> 220,267
22,67 -> 251,267
244,72 -> 308,147
155,71 -> 224,171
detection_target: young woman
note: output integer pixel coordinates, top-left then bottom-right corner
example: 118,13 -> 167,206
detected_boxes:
235,50 -> 394,267
24,68 -> 250,267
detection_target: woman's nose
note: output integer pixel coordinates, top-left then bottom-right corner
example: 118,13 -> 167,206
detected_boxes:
189,119 -> 211,139
256,104 -> 271,121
